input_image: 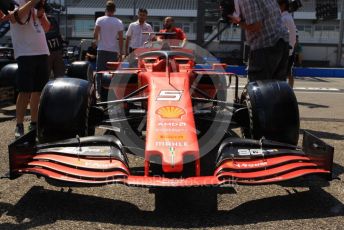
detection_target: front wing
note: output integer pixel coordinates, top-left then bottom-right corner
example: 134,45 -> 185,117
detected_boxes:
7,131 -> 333,187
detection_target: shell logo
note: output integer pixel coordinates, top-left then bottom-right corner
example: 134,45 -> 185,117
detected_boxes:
156,106 -> 185,119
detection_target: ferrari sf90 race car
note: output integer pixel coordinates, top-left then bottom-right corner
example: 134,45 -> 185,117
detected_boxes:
5,39 -> 334,191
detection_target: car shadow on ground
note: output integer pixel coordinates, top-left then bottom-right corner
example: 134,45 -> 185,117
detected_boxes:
298,102 -> 329,109
0,104 -> 30,122
301,129 -> 344,141
333,163 -> 344,179
0,184 -> 343,229
296,77 -> 330,83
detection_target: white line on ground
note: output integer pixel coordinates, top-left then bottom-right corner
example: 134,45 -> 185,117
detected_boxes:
295,91 -> 344,95
231,85 -> 341,92
294,87 -> 340,91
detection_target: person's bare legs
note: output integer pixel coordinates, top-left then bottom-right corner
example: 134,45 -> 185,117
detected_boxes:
16,92 -> 30,124
15,92 -> 30,138
30,92 -> 41,123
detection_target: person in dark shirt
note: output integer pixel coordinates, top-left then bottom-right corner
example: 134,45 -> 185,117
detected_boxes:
86,41 -> 97,62
294,35 -> 303,67
46,15 -> 65,78
85,41 -> 97,69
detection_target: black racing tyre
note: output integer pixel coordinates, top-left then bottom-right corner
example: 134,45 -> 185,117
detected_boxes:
0,63 -> 17,87
95,72 -> 115,102
67,61 -> 93,82
241,80 -> 300,145
0,63 -> 18,103
0,60 -> 16,73
37,78 -> 95,143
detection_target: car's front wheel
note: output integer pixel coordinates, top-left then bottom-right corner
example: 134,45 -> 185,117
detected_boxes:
37,78 -> 95,143
241,80 -> 300,145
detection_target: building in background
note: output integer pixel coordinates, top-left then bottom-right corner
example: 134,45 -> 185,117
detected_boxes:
1,0 -> 343,66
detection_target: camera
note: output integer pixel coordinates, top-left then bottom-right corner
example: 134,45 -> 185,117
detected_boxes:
220,0 -> 235,22
0,0 -> 16,15
278,0 -> 302,12
288,0 -> 302,12
0,0 -> 49,15
35,0 -> 48,10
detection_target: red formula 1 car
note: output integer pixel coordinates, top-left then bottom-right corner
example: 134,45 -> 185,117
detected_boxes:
6,40 -> 334,189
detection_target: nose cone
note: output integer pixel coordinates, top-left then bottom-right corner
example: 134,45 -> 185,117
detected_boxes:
143,72 -> 200,174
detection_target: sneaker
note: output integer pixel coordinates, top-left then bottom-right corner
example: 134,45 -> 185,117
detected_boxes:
15,123 -> 24,139
28,122 -> 37,132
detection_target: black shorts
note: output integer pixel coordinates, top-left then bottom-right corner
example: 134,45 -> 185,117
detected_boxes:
16,55 -> 49,92
287,53 -> 295,76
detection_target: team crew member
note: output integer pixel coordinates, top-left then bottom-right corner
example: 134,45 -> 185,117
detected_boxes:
158,17 -> 187,47
294,35 -> 303,67
228,0 -> 289,82
7,0 -> 50,138
85,40 -> 97,69
93,1 -> 124,71
46,15 -> 65,78
278,0 -> 297,88
125,8 -> 154,55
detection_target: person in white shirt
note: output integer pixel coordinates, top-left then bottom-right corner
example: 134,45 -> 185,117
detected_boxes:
93,1 -> 124,71
125,8 -> 153,55
2,0 -> 50,138
278,0 -> 297,88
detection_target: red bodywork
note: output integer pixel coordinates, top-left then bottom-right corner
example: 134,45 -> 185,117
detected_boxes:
143,71 -> 200,176
7,47 -> 334,187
